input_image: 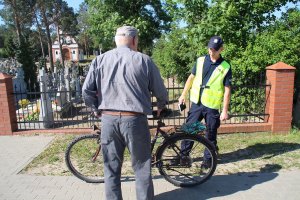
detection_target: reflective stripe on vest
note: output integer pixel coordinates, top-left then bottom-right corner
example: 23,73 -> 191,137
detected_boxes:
190,57 -> 205,104
190,57 -> 230,109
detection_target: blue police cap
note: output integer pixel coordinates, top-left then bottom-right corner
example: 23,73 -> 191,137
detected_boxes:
207,36 -> 223,51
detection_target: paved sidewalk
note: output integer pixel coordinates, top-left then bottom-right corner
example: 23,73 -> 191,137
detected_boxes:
0,135 -> 300,200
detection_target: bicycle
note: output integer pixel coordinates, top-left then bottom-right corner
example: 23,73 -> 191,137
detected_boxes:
65,115 -> 217,187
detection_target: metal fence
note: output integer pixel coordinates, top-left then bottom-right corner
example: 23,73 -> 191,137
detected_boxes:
14,81 -> 101,130
13,75 -> 270,130
293,77 -> 300,127
152,76 -> 271,127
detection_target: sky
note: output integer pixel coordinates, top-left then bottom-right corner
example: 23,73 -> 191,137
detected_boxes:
65,0 -> 85,12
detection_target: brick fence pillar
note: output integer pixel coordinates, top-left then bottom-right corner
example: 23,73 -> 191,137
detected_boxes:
266,62 -> 295,133
0,73 -> 17,135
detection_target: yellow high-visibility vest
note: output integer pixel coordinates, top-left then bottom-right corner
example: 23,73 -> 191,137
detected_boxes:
190,56 -> 230,109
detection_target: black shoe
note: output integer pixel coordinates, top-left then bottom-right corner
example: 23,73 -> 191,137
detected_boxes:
201,158 -> 212,169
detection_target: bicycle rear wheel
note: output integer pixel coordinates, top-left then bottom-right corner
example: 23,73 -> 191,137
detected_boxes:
156,134 -> 217,187
65,134 -> 104,183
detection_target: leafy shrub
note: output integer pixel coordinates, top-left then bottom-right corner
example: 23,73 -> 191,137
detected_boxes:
18,99 -> 30,108
24,111 -> 39,121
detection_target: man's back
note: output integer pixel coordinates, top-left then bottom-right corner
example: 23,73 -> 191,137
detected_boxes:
82,25 -> 167,200
84,46 -> 167,115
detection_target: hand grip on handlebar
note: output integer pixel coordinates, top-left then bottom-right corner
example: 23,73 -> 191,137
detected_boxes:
147,108 -> 172,120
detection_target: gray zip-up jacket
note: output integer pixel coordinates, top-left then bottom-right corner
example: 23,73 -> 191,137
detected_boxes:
82,46 -> 168,115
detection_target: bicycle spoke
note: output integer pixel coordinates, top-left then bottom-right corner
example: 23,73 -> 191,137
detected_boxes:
168,144 -> 181,157
167,168 -> 201,183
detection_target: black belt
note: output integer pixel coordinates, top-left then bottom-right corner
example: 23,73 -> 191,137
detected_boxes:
102,110 -> 143,116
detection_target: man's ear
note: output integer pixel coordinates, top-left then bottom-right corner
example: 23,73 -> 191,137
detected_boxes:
132,36 -> 138,51
219,46 -> 224,52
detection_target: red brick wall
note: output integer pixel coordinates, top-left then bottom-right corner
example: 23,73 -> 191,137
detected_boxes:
266,62 -> 296,133
0,73 -> 17,135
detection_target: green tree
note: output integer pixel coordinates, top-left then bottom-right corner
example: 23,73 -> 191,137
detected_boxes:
0,0 -> 36,43
152,28 -> 196,83
153,0 -> 300,80
0,25 -> 15,57
15,36 -> 37,90
0,0 -> 38,88
85,0 -> 172,53
36,0 -> 55,71
4,35 -> 16,57
77,2 -> 92,58
35,0 -> 78,71
153,1 -> 300,116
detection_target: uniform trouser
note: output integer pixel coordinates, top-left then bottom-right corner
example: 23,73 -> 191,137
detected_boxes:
181,103 -> 220,159
101,114 -> 154,200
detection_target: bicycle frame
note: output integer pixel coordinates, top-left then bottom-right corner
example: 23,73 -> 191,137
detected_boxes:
150,120 -> 167,151
150,119 -> 178,166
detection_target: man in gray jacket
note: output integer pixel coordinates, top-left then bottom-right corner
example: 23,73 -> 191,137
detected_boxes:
82,25 -> 168,200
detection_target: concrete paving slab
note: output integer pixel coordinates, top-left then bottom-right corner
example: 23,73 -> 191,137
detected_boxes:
1,135 -> 300,200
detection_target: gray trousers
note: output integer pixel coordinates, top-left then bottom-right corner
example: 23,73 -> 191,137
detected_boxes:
101,114 -> 154,200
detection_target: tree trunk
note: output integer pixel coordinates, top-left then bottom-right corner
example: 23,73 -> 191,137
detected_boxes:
41,7 -> 54,71
10,0 -> 22,44
84,34 -> 88,58
34,11 -> 45,59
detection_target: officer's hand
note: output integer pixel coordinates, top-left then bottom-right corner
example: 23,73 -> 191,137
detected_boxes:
220,111 -> 229,121
178,95 -> 186,105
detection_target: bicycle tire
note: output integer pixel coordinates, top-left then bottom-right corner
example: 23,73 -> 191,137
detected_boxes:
65,134 -> 104,183
155,133 -> 217,187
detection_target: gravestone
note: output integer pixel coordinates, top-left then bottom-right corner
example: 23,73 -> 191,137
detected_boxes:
53,67 -> 58,88
13,67 -> 27,105
39,68 -> 54,128
56,85 -> 67,107
75,77 -> 81,99
64,66 -> 71,101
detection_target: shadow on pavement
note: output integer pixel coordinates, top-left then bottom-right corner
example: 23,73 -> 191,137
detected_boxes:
219,142 -> 300,165
154,164 -> 281,200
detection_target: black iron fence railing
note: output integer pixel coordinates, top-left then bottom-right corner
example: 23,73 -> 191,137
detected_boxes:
14,83 -> 101,130
293,80 -> 300,127
13,77 -> 271,130
147,78 -> 271,127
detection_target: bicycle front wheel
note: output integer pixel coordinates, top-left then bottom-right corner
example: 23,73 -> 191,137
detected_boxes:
156,134 -> 217,187
65,134 -> 104,183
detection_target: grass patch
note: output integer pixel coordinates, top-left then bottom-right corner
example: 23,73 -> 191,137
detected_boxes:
21,129 -> 300,176
216,130 -> 300,174
21,135 -> 75,176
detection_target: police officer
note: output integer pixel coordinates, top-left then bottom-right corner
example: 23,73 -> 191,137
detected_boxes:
82,26 -> 168,200
178,36 -> 232,168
